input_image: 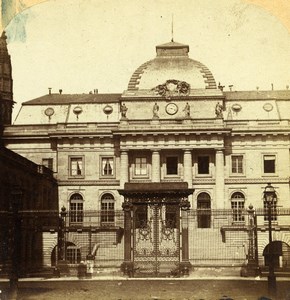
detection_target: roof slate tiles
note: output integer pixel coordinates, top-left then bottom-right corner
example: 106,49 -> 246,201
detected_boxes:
23,93 -> 121,105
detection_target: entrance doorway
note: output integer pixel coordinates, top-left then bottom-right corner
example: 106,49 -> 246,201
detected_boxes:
51,242 -> 81,266
263,241 -> 290,269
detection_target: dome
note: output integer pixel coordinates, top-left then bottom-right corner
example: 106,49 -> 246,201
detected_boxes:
127,41 -> 217,93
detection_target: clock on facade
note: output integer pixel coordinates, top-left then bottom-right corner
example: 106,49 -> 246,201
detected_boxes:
165,103 -> 178,115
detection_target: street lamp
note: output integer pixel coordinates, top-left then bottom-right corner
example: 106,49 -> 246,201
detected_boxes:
263,183 -> 277,296
10,185 -> 23,299
59,205 -> 67,261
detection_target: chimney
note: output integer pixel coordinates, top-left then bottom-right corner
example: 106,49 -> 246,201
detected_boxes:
94,89 -> 98,94
48,88 -> 52,95
271,83 -> 274,90
229,85 -> 233,91
59,89 -> 62,94
256,86 -> 259,91
286,85 -> 289,90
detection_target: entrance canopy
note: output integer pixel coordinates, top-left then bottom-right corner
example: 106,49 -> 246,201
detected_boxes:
118,182 -> 194,207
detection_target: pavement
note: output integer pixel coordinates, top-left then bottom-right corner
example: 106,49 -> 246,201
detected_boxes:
1,275 -> 290,300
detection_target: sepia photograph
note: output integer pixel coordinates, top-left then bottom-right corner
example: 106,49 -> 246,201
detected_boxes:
1,0 -> 290,299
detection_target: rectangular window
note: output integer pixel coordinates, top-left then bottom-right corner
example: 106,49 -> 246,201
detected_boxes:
231,155 -> 243,174
101,157 -> 114,176
135,157 -> 147,175
198,156 -> 210,174
42,158 -> 53,170
166,156 -> 178,175
101,201 -> 115,224
70,157 -> 83,176
70,202 -> 83,223
263,155 -> 276,173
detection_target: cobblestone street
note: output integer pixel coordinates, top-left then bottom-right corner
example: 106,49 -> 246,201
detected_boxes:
1,279 -> 290,300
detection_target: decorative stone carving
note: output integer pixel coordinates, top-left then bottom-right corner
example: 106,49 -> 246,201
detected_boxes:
215,102 -> 223,119
122,199 -> 133,211
103,105 -> 113,115
44,107 -> 55,121
263,103 -> 273,112
179,197 -> 191,211
152,79 -> 190,97
73,106 -> 82,120
183,102 -> 191,118
231,103 -> 242,113
152,102 -> 159,119
120,103 -> 128,119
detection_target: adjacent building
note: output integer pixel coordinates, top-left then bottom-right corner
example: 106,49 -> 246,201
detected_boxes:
0,32 -> 58,277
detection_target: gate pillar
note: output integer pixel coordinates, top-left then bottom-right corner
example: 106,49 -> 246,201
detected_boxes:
179,198 -> 191,275
121,197 -> 134,276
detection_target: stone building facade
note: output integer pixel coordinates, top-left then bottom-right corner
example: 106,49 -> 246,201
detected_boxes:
3,39 -> 290,276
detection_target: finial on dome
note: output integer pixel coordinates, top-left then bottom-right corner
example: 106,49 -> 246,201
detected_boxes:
171,14 -> 174,42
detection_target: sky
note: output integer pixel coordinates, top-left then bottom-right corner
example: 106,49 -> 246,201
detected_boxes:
4,0 -> 290,120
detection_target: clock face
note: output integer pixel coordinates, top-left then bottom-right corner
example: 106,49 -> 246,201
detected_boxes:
166,103 -> 178,115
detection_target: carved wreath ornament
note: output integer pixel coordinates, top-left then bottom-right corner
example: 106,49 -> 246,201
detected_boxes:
152,79 -> 190,97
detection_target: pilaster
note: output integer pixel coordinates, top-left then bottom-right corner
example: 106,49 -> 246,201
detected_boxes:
151,150 -> 160,182
215,149 -> 225,208
120,151 -> 129,187
183,150 -> 192,188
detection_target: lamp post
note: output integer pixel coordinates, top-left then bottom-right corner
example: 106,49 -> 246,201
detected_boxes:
10,185 -> 23,299
59,206 -> 67,261
263,183 -> 277,296
246,204 -> 258,276
57,206 -> 69,276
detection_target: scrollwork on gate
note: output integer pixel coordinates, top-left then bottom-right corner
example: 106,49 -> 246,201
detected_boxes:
138,225 -> 151,241
160,223 -> 175,241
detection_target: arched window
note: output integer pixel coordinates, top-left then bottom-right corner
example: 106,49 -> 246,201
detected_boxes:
197,192 -> 211,228
66,242 -> 81,264
231,192 -> 245,222
69,193 -> 83,224
101,193 -> 115,226
51,242 -> 81,266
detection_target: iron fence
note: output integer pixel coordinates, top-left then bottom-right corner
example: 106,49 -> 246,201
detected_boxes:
1,207 -> 290,278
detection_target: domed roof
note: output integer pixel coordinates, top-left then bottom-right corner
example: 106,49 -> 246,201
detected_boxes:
127,41 -> 217,92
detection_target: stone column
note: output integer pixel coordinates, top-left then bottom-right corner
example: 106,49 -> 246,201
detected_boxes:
183,150 -> 192,188
120,150 -> 129,187
121,199 -> 133,276
179,200 -> 191,276
151,150 -> 160,182
215,149 -> 225,208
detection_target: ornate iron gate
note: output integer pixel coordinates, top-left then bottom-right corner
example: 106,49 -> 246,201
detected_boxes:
133,203 -> 180,276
